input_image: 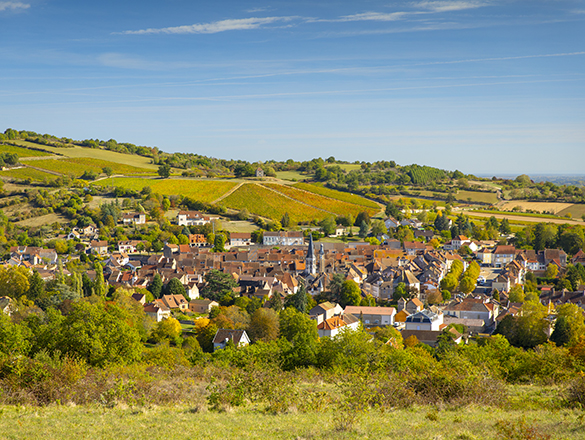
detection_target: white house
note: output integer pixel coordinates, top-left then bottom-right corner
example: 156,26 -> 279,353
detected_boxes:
344,306 -> 396,327
404,309 -> 443,331
122,213 -> 146,225
177,211 -> 216,226
263,231 -> 304,246
213,329 -> 251,350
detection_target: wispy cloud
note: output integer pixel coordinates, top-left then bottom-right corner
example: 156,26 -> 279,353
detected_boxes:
246,7 -> 270,13
414,1 -> 489,13
119,16 -> 298,35
0,1 -> 29,12
313,11 -> 412,23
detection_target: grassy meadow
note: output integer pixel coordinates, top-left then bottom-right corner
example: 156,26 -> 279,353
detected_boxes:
0,401 -> 582,440
10,141 -> 158,170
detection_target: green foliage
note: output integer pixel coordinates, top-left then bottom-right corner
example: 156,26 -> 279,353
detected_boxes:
340,280 -> 361,307
201,269 -> 238,302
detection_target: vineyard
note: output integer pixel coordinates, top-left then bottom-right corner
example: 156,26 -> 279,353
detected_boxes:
262,183 -> 378,218
0,167 -> 57,181
293,182 -> 380,209
220,183 -> 330,223
31,158 -> 154,177
95,178 -> 238,204
0,144 -> 51,158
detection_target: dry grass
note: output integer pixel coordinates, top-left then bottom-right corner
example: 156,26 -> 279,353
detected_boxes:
500,201 -> 574,214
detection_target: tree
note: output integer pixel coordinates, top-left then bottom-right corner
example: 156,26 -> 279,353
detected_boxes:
459,276 -> 476,294
279,307 -> 319,369
201,269 -> 238,302
213,233 -> 227,252
551,303 -> 585,347
328,273 -> 345,301
0,265 -> 30,299
28,270 -> 45,302
499,218 -> 511,235
150,273 -> 163,299
58,301 -> 143,367
371,219 -> 387,236
102,166 -> 113,177
281,212 -> 290,228
248,308 -> 279,342
545,263 -> 559,279
508,284 -> 525,303
158,163 -> 171,178
288,281 -> 308,313
164,277 -> 186,298
320,216 -> 336,236
340,280 -> 361,307
354,211 -> 370,226
94,262 -> 106,297
359,220 -> 369,238
442,290 -> 451,301
434,211 -> 450,231
393,282 -> 408,300
150,317 -> 182,344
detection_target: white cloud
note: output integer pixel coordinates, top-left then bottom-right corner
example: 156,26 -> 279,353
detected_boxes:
314,11 -> 411,22
0,1 -> 30,12
414,1 -> 489,12
120,16 -> 297,35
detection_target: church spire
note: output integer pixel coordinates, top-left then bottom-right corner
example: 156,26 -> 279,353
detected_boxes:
306,232 -> 316,275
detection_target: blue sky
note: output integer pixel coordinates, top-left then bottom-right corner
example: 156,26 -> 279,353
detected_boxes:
1,0 -> 584,174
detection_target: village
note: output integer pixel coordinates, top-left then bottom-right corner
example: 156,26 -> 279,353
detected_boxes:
4,207 -> 585,350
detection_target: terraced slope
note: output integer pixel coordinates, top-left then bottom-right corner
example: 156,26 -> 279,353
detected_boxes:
31,158 -> 154,177
292,182 -> 380,209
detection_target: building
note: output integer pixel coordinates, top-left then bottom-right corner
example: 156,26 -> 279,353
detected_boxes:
177,211 -> 216,226
343,306 -> 396,327
404,309 -> 444,331
229,233 -> 252,247
122,213 -> 146,225
213,329 -> 251,350
262,231 -> 304,246
189,299 -> 219,314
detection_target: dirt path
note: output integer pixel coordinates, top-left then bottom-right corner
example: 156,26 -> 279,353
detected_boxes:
463,210 -> 584,226
211,182 -> 245,204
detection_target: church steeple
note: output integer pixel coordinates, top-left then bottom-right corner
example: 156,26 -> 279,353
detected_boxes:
306,233 -> 316,275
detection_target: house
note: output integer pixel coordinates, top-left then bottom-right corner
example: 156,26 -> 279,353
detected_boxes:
397,297 -> 424,314
213,329 -> 251,350
161,294 -> 189,312
384,217 -> 400,229
0,296 -> 13,315
344,306 -> 396,327
317,313 -> 360,338
230,233 -> 252,247
131,293 -> 146,305
309,302 -> 343,325
333,225 -> 347,237
262,231 -> 304,246
401,218 -> 423,229
393,270 -> 421,292
122,213 -> 146,225
177,211 -> 216,226
492,245 -> 516,268
443,298 -> 498,327
89,240 -> 109,255
255,167 -> 265,177
189,299 -> 219,314
143,302 -> 171,322
118,240 -> 142,253
189,234 -> 208,248
404,309 -> 444,331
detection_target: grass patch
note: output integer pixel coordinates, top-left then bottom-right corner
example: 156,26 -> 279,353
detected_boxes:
0,143 -> 52,157
275,170 -> 309,181
327,163 -> 362,171
12,142 -> 158,170
456,190 -> 499,204
263,183 -> 378,218
0,167 -> 56,181
221,183 -> 329,223
31,158 -> 154,177
293,182 -> 380,210
96,178 -> 237,203
558,204 -> 585,220
0,405 -> 581,440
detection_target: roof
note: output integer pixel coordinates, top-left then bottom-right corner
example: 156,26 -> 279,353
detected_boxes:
213,329 -> 248,345
317,315 -> 346,330
344,306 -> 396,316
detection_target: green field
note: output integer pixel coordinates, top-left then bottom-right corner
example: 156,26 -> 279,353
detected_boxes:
0,402 -> 580,440
275,170 -> 309,181
293,182 -> 380,209
263,183 -> 377,218
220,183 -> 329,223
327,163 -> 362,171
31,157 -> 154,177
11,141 -> 158,170
96,177 -> 237,203
0,166 -> 57,181
0,143 -> 52,157
559,204 -> 585,220
456,190 -> 499,204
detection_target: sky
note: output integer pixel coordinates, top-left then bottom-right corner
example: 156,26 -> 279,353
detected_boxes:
0,0 -> 584,175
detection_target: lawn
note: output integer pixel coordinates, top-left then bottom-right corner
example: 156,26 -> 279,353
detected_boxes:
220,183 -> 330,223
0,143 -> 52,157
293,182 -> 380,209
12,142 -> 158,170
0,403 -> 581,440
557,204 -> 585,220
31,158 -> 154,177
275,170 -> 309,181
96,178 -> 237,204
263,183 -> 378,218
0,167 -> 57,181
